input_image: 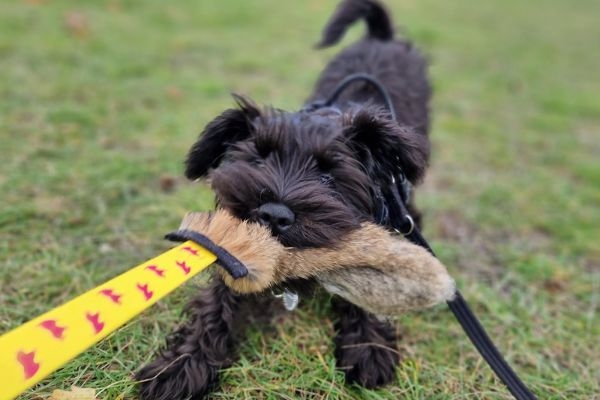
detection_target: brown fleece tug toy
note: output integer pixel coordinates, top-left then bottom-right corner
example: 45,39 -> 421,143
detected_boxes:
177,209 -> 455,315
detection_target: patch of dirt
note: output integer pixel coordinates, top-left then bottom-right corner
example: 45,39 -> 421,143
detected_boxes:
542,275 -> 568,293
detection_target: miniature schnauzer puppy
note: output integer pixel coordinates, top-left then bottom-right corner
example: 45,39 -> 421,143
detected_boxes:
136,0 -> 431,398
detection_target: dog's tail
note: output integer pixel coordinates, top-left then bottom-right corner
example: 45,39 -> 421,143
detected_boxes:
316,0 -> 394,48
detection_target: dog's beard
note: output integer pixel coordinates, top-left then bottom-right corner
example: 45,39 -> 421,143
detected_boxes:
210,163 -> 365,248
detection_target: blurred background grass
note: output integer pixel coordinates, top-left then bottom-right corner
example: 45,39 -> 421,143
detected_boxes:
0,0 -> 598,399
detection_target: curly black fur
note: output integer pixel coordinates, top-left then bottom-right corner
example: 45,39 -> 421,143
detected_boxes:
136,278 -> 240,399
332,297 -> 400,388
138,0 -> 431,398
310,1 -> 430,137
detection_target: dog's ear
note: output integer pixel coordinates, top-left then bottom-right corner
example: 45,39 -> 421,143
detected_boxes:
343,108 -> 429,183
185,95 -> 260,180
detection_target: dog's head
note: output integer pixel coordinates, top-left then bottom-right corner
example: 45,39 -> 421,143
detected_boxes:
185,96 -> 428,248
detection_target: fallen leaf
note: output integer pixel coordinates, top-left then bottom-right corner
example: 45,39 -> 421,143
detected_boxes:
47,386 -> 96,400
64,11 -> 90,38
159,174 -> 177,192
165,86 -> 184,101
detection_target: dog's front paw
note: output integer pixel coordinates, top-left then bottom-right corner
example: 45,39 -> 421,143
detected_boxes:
335,339 -> 400,388
332,298 -> 400,388
136,353 -> 219,400
135,278 -> 239,399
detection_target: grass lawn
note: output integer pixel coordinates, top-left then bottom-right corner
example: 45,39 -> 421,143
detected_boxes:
1,0 -> 598,399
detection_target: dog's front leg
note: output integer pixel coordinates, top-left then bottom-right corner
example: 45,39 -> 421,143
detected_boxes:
331,297 -> 400,388
136,276 -> 240,400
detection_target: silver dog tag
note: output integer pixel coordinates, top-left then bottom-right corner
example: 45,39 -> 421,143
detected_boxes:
282,289 -> 300,311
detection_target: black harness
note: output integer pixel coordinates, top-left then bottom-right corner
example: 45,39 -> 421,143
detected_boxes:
307,73 -> 538,400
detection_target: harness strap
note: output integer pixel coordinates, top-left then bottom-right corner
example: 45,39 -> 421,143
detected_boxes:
310,72 -> 398,121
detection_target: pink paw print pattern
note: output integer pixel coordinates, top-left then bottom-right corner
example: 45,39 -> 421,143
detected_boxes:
16,350 -> 40,379
136,283 -> 154,301
39,320 -> 66,340
175,260 -> 192,275
99,288 -> 123,304
146,265 -> 166,277
181,246 -> 199,256
85,312 -> 105,334
1,241 -> 215,400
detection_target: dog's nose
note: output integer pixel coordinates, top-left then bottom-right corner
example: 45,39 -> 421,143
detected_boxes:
257,203 -> 295,233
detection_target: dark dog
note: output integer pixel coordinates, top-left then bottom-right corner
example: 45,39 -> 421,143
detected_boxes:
136,0 -> 430,398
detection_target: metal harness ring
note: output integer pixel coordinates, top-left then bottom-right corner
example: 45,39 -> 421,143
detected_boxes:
395,214 -> 415,236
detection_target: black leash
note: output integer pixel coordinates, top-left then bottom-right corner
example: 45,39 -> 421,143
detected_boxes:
307,73 -> 537,400
387,183 -> 537,400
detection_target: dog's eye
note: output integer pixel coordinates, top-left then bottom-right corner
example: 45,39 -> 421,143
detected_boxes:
319,174 -> 334,185
316,157 -> 333,172
255,141 -> 272,159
